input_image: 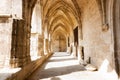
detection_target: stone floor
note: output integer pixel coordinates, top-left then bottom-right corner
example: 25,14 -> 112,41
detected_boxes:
26,52 -> 118,80
0,68 -> 21,80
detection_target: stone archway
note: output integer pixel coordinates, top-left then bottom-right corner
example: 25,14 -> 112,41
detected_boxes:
51,29 -> 67,52
30,0 -> 43,61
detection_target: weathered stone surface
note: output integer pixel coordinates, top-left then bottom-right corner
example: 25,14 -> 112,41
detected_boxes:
0,0 -> 119,80
7,53 -> 53,80
85,64 -> 97,71
0,18 -> 12,68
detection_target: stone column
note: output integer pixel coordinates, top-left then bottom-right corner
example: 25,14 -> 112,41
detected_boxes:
10,19 -> 24,67
16,19 -> 25,67
67,37 -> 71,53
44,39 -> 49,55
26,23 -> 31,64
77,46 -> 84,64
44,21 -> 49,55
48,40 -> 51,53
78,25 -> 84,64
71,42 -> 77,57
38,35 -> 44,56
48,33 -> 52,53
10,19 -> 17,68
72,46 -> 77,57
67,47 -> 71,53
10,19 -> 30,67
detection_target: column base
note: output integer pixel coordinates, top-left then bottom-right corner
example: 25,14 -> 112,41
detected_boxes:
71,46 -> 77,57
10,56 -> 31,68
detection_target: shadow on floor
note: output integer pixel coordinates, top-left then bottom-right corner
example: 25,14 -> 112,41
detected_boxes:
0,73 -> 12,80
48,58 -> 76,62
37,64 -> 86,79
50,77 -> 61,80
52,52 -> 70,57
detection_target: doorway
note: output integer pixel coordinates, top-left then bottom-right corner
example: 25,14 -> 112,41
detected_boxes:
74,27 -> 78,45
73,27 -> 78,56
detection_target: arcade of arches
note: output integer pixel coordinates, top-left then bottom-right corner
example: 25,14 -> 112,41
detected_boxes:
0,0 -> 120,80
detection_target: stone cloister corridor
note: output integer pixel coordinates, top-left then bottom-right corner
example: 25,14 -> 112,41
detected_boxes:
0,0 -> 120,80
26,52 -> 116,80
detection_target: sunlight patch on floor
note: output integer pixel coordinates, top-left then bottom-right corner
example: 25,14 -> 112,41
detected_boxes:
0,67 -> 21,74
0,68 -> 21,80
44,53 -> 79,69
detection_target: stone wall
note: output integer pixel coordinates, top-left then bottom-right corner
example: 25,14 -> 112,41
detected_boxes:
0,17 -> 12,68
0,0 -> 12,15
81,0 -> 113,72
52,35 -> 67,52
0,0 -> 12,68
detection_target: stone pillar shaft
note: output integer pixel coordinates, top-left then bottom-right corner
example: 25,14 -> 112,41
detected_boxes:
44,39 -> 49,55
38,36 -> 44,56
10,19 -> 30,67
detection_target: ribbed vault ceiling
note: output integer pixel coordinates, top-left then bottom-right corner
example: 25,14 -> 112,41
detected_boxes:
29,0 -> 82,39
29,0 -> 99,37
42,0 -> 81,39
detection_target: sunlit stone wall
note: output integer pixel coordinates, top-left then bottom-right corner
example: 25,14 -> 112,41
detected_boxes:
0,18 -> 12,68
